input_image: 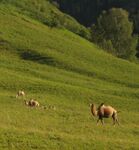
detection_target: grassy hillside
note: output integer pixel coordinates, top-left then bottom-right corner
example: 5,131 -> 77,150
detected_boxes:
0,1 -> 139,150
0,0 -> 90,39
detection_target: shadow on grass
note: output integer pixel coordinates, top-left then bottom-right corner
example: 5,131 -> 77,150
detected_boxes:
20,49 -> 56,66
19,49 -> 97,77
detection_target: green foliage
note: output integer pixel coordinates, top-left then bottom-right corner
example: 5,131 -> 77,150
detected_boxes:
55,0 -> 139,33
91,8 -> 138,59
78,26 -> 91,40
44,13 -> 61,28
51,0 -> 60,8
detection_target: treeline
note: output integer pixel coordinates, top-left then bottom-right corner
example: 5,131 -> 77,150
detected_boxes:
51,0 -> 139,60
54,0 -> 139,34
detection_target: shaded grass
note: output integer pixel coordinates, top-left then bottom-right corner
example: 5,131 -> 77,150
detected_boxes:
20,49 -> 56,66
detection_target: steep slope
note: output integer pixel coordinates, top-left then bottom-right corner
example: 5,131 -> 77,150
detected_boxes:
0,0 -> 90,39
0,2 -> 139,150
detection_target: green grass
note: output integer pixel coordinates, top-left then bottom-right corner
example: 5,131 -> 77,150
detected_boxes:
0,1 -> 139,150
0,0 -> 90,39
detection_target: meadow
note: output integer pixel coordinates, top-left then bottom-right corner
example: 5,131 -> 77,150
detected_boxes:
0,1 -> 139,150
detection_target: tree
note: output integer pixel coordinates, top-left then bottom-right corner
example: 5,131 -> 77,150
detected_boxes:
55,0 -> 139,34
91,8 -> 137,59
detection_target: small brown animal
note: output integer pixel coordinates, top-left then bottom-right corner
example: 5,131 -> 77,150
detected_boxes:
16,90 -> 25,98
24,99 -> 40,107
43,105 -> 56,110
90,103 -> 119,125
